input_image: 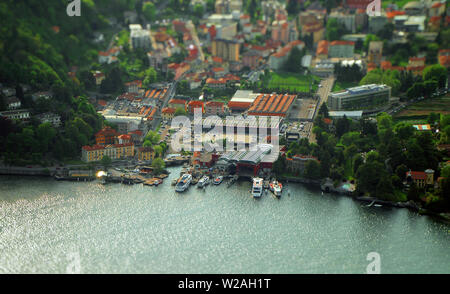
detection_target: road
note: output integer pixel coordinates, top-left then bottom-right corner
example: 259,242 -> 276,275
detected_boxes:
314,76 -> 335,119
307,76 -> 335,143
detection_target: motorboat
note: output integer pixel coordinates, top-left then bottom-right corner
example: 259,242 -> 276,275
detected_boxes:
213,176 -> 223,185
198,176 -> 210,188
252,178 -> 264,198
175,174 -> 192,192
269,180 -> 283,198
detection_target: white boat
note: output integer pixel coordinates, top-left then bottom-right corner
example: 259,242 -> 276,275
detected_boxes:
252,178 -> 264,198
198,176 -> 210,188
213,176 -> 223,185
175,174 -> 192,192
269,180 -> 283,198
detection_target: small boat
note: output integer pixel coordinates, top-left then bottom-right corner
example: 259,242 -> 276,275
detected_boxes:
175,174 -> 192,192
213,176 -> 223,185
198,176 -> 210,188
252,178 -> 264,198
374,204 -> 383,207
269,180 -> 283,198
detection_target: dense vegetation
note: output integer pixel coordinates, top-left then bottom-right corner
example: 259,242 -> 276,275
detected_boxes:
0,0 -> 141,165
276,103 -> 450,211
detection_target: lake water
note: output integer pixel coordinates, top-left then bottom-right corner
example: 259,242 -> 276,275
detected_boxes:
0,167 -> 449,274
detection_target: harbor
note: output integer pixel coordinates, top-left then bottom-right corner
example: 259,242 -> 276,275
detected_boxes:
0,169 -> 449,274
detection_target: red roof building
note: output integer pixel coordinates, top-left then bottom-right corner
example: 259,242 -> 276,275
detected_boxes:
95,127 -> 119,146
188,101 -> 204,114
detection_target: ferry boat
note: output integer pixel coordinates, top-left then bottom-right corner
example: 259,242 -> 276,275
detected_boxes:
269,180 -> 283,198
198,176 -> 210,188
213,176 -> 223,185
252,178 -> 264,198
175,174 -> 192,192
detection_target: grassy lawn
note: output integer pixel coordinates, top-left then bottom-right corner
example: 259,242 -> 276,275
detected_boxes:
267,72 -> 321,93
382,0 -> 416,9
332,81 -> 359,92
394,95 -> 450,121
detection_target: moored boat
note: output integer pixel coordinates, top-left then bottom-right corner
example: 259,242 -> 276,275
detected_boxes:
175,174 -> 192,192
252,178 -> 264,198
213,176 -> 223,185
269,180 -> 283,198
198,176 -> 210,188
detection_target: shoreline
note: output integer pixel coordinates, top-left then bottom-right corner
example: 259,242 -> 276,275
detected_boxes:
1,168 -> 449,222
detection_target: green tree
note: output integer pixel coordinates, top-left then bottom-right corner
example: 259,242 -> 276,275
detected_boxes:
143,2 -> 156,21
100,155 -> 112,168
142,67 -> 157,88
193,4 -> 204,18
174,107 -> 187,116
152,157 -> 165,174
36,122 -> 57,153
304,160 -> 321,180
283,46 -> 305,73
423,64 -> 447,88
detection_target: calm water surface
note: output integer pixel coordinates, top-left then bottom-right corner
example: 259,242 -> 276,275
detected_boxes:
0,167 -> 449,273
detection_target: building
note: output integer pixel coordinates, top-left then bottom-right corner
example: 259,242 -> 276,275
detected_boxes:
35,112 -> 62,127
137,146 -> 155,161
205,101 -> 225,116
406,169 -> 435,188
31,91 -> 53,103
269,40 -> 305,70
211,39 -> 240,62
130,24 -> 151,50
125,80 -> 142,93
242,51 -> 262,70
205,78 -> 227,89
429,1 -> 446,17
316,40 -> 329,59
81,143 -> 135,163
188,101 -> 204,114
162,107 -> 176,120
93,71 -> 105,86
95,127 -> 119,146
344,0 -> 373,9
368,41 -> 383,66
219,144 -> 278,176
328,41 -> 355,58
192,152 -> 220,168
328,84 -> 391,113
368,14 -> 388,34
271,20 -> 289,44
329,111 -> 363,120
412,124 -> 432,131
311,59 -> 335,77
438,49 -> 450,68
403,1 -> 425,16
215,0 -> 242,14
407,57 -> 426,76
228,90 -> 259,112
247,93 -> 297,117
329,10 -> 356,33
103,115 -> 147,134
5,96 -> 21,109
0,109 -> 30,121
286,155 -> 320,176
